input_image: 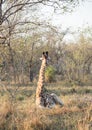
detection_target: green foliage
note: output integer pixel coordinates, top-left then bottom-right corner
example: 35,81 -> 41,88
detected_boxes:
16,95 -> 25,101
45,66 -> 56,83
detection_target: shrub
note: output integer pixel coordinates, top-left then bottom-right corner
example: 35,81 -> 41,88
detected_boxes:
45,66 -> 55,83
16,95 -> 25,101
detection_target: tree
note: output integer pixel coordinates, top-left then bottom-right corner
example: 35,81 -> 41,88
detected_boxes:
0,0 -> 85,84
45,66 -> 56,82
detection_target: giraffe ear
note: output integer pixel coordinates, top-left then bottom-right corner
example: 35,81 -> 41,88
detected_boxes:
46,51 -> 48,56
42,52 -> 45,58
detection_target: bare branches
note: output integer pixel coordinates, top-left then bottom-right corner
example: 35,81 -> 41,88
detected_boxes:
0,0 -> 84,46
0,0 -> 83,25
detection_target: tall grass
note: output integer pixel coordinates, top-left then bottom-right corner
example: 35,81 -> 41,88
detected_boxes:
0,83 -> 92,130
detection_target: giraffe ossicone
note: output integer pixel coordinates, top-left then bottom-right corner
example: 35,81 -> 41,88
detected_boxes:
36,51 -> 64,108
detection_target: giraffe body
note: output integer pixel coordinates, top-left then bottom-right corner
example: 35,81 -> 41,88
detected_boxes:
36,52 -> 64,108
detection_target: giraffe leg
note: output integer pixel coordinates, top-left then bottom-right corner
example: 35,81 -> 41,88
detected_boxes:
51,93 -> 64,106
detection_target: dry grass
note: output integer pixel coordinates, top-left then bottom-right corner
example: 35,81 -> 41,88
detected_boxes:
0,82 -> 92,130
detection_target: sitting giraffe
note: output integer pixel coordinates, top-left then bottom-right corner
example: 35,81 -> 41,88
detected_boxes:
36,51 -> 64,108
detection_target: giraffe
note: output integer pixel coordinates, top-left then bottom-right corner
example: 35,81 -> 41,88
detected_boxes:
36,51 -> 64,108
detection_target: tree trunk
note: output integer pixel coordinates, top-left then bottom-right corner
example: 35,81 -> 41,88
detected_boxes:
8,43 -> 16,83
0,0 -> 2,25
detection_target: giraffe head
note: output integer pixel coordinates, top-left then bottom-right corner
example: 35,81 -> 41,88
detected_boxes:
40,51 -> 49,65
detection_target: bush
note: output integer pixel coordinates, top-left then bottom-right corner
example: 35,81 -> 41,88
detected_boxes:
45,66 -> 56,82
16,95 -> 25,101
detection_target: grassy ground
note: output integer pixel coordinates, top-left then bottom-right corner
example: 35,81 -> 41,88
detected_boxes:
0,82 -> 92,130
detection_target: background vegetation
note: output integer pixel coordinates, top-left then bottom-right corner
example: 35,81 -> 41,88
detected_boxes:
0,0 -> 92,86
0,31 -> 92,86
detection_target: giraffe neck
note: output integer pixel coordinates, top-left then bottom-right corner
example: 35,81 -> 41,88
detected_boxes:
36,59 -> 47,106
